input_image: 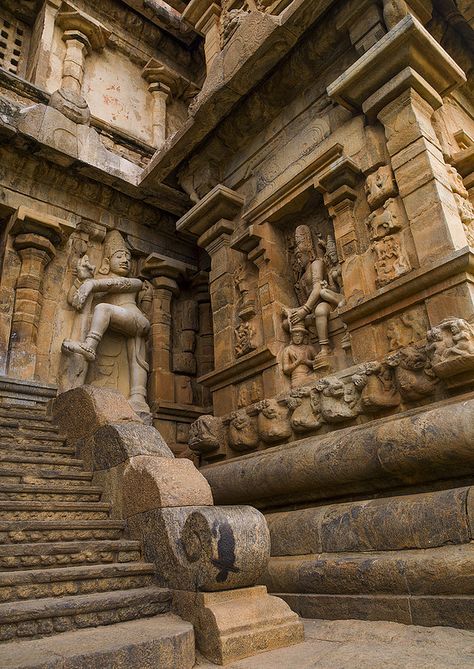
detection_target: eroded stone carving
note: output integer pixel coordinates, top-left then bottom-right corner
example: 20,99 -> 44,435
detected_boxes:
255,399 -> 292,444
61,230 -> 151,416
427,318 -> 474,379
357,361 -> 401,412
314,376 -> 361,423
386,345 -> 438,401
365,166 -> 398,211
228,410 -> 259,452
367,198 -> 402,240
287,387 -> 322,433
188,414 -> 222,455
372,234 -> 411,287
447,165 -> 474,246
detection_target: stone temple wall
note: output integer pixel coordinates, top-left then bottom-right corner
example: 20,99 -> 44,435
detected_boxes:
0,0 -> 474,631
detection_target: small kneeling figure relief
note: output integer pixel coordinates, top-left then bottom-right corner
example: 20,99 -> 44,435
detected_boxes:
282,325 -> 317,388
255,399 -> 292,445
386,345 -> 439,401
228,411 -> 259,452
61,231 -> 151,415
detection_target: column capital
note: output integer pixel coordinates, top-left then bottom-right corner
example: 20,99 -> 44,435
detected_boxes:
141,253 -> 194,291
10,206 -> 76,247
142,59 -> 181,98
176,184 -> 244,249
56,4 -> 110,51
182,0 -> 221,34
327,15 -> 465,120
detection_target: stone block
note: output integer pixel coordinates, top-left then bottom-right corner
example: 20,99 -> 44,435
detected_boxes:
127,505 -> 270,591
85,423 -> 173,471
122,456 -> 213,516
54,386 -> 141,440
266,488 -> 471,555
172,585 -> 304,665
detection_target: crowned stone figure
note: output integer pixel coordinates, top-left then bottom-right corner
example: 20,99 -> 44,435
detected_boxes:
61,230 -> 151,417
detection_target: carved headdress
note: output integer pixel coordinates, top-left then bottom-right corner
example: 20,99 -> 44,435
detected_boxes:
294,225 -> 315,255
99,230 -> 130,274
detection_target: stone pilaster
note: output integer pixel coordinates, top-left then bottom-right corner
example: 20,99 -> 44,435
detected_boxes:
50,4 -> 109,124
328,15 -> 467,267
142,60 -> 180,149
141,254 -> 189,407
7,206 -> 75,380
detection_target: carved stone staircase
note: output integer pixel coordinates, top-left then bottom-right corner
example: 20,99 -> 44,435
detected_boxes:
0,377 -> 194,669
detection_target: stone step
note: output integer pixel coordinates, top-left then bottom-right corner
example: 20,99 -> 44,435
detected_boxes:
0,586 -> 172,643
0,484 -> 103,503
0,613 -> 194,668
0,467 -> 93,487
0,454 -> 84,473
0,433 -> 66,447
0,420 -> 61,436
0,408 -> 54,424
0,562 -> 156,603
0,520 -> 125,545
0,539 -> 142,570
0,443 -> 76,459
0,501 -> 110,521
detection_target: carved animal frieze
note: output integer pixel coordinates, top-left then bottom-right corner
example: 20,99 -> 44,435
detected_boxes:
228,411 -> 259,452
386,345 -> 439,401
314,376 -> 361,423
366,198 -> 402,241
188,415 -> 222,455
357,362 -> 401,412
255,399 -> 292,444
287,387 -> 323,433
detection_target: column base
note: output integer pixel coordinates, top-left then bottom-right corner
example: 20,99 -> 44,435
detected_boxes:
172,585 -> 304,665
50,88 -> 90,125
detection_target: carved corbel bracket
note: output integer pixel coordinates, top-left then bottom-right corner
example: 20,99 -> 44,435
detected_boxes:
141,253 -> 194,292
56,3 -> 110,51
10,205 -> 77,247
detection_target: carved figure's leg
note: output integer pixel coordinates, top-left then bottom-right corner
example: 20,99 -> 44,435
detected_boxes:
314,302 -> 332,356
62,303 -> 115,361
126,336 -> 151,415
320,287 -> 344,308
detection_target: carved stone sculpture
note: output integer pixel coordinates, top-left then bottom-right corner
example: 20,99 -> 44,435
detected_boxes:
284,225 -> 344,366
372,234 -> 411,286
228,410 -> 259,452
282,325 -> 316,387
255,399 -> 292,444
315,376 -> 361,423
427,318 -> 474,379
365,166 -> 398,211
386,345 -> 439,401
367,198 -> 402,240
188,414 -> 222,455
447,165 -> 474,246
287,387 -> 323,433
357,361 -> 401,412
61,230 -> 151,416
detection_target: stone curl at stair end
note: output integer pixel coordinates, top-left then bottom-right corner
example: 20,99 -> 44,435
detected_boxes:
189,317 -> 474,458
53,384 -> 303,664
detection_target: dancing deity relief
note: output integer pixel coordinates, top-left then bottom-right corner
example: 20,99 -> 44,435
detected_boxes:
284,225 -> 344,370
60,230 -> 152,416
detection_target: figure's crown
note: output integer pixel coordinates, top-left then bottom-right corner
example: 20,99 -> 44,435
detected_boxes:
102,230 -> 129,259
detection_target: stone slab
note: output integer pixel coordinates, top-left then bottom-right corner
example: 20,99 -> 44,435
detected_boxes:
196,617 -> 474,668
0,613 -> 194,669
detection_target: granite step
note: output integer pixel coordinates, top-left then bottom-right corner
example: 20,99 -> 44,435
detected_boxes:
0,467 -> 93,487
0,454 -> 84,473
0,539 -> 143,570
0,484 -> 102,503
0,586 -> 172,642
0,443 -> 76,459
0,520 -> 125,545
0,501 -> 110,521
0,562 -> 156,603
0,613 -> 194,668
